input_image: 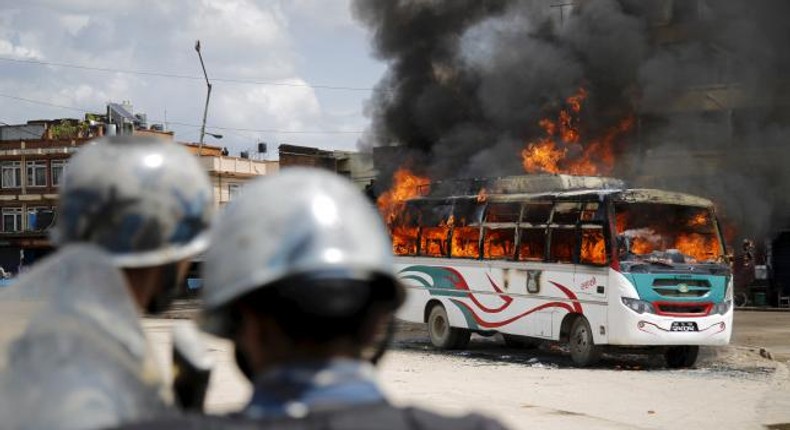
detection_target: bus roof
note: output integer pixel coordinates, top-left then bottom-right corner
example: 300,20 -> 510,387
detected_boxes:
425,174 -> 625,197
615,189 -> 714,207
410,187 -> 714,208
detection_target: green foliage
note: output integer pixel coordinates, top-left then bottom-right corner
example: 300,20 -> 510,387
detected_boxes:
49,119 -> 89,139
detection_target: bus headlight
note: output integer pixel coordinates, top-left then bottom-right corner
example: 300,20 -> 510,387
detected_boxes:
621,297 -> 655,314
712,300 -> 732,315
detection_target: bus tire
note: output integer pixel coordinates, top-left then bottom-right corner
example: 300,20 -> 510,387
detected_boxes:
427,305 -> 470,350
503,334 -> 539,349
665,345 -> 699,369
569,317 -> 601,367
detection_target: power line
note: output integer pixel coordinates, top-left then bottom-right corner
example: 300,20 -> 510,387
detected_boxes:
0,56 -> 378,92
166,121 -> 363,135
0,93 -> 365,135
0,93 -> 91,114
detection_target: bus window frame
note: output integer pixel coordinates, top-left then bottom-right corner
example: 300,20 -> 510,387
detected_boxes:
449,197 -> 484,260
481,201 -> 522,261
415,199 -> 453,258
518,201 -> 552,262
547,198 -> 612,266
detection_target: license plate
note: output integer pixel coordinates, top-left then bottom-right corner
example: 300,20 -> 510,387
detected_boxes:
670,321 -> 698,332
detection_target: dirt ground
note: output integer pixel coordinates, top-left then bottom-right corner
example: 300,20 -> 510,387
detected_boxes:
3,298 -> 790,429
731,310 -> 790,362
139,314 -> 790,430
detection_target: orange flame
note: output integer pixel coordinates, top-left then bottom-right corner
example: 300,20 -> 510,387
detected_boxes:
452,227 -> 480,258
581,229 -> 607,265
617,209 -> 722,262
521,87 -> 633,176
377,168 -> 430,227
392,226 -> 419,255
420,227 -> 449,257
675,233 -> 721,262
484,228 -> 516,259
377,168 -> 430,256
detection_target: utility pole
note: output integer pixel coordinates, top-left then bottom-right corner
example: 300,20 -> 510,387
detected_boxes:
195,40 -> 212,156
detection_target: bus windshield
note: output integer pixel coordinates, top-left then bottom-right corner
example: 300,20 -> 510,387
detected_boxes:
615,203 -> 724,264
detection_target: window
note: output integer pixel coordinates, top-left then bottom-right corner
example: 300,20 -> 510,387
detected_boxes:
450,198 -> 484,259
580,202 -> 605,222
519,228 -> 546,261
1,162 -> 21,189
548,200 -> 581,263
483,202 -> 519,260
27,207 -> 55,231
51,160 -> 66,186
552,201 -> 582,225
521,202 -> 553,226
519,202 -> 551,261
418,202 -> 452,258
391,202 -> 420,256
228,183 -> 242,200
549,228 -> 577,263
580,227 -> 607,265
484,228 -> 516,259
26,161 -> 47,187
2,207 -> 22,232
485,202 -> 521,223
579,202 -> 608,265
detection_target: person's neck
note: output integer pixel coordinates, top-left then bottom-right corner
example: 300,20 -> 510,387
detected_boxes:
121,267 -> 160,311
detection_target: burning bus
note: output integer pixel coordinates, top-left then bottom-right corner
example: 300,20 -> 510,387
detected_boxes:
379,172 -> 732,368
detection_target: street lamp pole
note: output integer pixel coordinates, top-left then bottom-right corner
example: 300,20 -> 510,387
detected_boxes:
195,40 -> 212,156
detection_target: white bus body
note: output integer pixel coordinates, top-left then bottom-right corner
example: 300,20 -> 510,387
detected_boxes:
388,181 -> 733,367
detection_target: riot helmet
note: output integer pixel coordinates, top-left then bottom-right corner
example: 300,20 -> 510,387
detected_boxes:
200,168 -> 403,340
52,135 -> 214,268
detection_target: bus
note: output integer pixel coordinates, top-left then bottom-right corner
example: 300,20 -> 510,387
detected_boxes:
388,175 -> 732,368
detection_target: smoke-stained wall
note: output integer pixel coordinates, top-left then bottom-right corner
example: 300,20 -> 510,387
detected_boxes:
353,0 -> 790,241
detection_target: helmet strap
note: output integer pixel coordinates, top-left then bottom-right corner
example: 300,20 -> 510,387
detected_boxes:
234,346 -> 255,382
369,316 -> 396,366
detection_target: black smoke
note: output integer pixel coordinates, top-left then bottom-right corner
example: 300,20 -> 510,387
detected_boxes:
353,0 -> 790,241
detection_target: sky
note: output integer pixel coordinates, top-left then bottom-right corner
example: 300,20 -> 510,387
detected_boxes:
0,0 -> 386,156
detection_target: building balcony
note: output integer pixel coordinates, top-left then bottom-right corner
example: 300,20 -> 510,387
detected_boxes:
198,155 -> 279,178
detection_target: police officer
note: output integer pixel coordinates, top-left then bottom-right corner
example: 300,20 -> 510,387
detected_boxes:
120,168 -> 507,429
0,135 -> 214,429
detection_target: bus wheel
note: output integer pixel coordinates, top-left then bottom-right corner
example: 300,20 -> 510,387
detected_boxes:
427,305 -> 471,350
665,346 -> 699,369
569,317 -> 601,367
503,334 -> 539,349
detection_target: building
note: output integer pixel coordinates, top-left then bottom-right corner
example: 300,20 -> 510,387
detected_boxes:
182,142 -> 279,210
0,103 -> 174,272
278,144 -> 376,190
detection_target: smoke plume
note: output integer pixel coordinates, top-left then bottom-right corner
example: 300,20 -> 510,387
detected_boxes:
353,0 -> 790,241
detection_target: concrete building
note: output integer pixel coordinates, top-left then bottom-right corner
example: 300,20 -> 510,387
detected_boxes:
182,142 -> 279,209
0,103 -> 197,272
0,119 -> 100,270
278,144 -> 376,190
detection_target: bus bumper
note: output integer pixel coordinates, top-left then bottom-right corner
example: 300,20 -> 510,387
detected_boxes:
607,303 -> 733,346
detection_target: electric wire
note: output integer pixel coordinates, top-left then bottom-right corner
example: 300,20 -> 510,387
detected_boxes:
0,93 -> 365,135
0,56 -> 378,92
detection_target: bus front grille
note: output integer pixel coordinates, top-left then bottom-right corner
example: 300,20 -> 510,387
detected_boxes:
654,302 -> 713,317
652,279 -> 710,298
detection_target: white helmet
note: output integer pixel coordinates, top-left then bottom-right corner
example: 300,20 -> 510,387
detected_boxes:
52,135 -> 214,268
200,167 -> 403,338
